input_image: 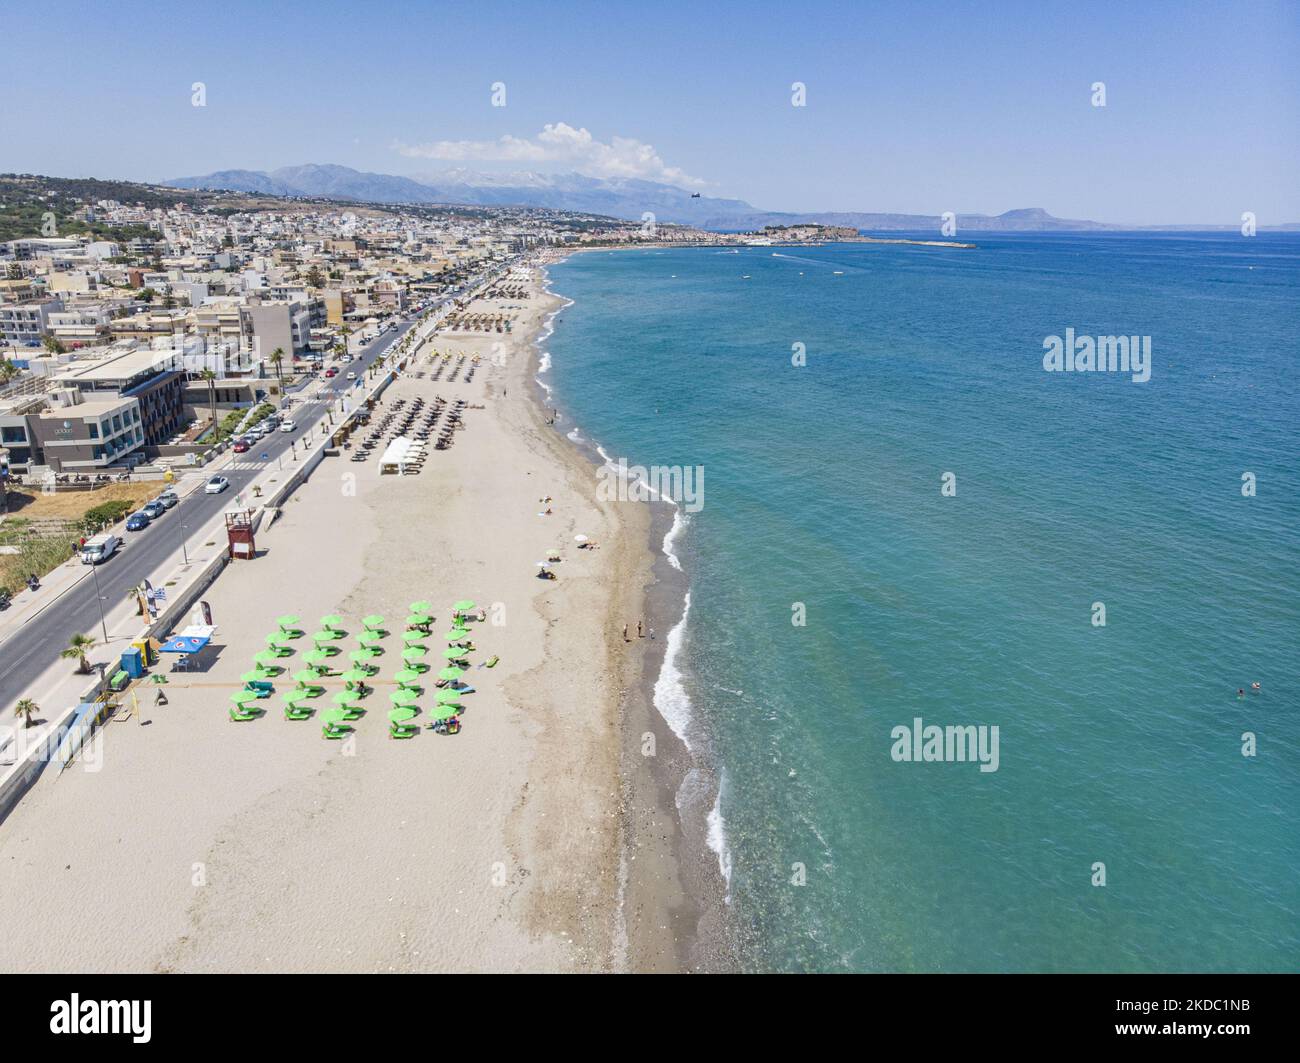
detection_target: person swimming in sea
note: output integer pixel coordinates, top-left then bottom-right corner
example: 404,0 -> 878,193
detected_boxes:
1251,682 -> 1261,693
1237,689 -> 1245,699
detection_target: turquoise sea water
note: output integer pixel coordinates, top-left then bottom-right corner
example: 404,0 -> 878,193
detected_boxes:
543,235 -> 1300,973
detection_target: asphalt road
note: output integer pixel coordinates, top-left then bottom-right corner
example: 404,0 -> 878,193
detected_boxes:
0,308 -> 432,708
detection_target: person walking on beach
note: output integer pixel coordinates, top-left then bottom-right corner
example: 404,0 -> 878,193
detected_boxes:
622,624 -> 629,642
637,620 -> 643,638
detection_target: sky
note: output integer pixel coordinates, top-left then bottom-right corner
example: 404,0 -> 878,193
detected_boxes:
4,0 -> 1298,225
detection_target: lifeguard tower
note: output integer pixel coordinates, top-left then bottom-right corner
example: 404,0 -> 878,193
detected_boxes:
225,509 -> 256,560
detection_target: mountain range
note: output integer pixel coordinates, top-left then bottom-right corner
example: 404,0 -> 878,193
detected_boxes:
164,164 -> 1289,231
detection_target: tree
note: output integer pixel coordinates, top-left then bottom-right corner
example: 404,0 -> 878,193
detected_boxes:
200,367 -> 219,439
41,334 -> 65,354
269,347 -> 286,394
14,698 -> 38,729
0,358 -> 19,384
305,266 -> 324,288
138,287 -> 156,303
5,263 -> 21,280
62,633 -> 96,674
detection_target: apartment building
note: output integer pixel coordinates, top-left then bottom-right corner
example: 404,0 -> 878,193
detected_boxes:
0,297 -> 64,344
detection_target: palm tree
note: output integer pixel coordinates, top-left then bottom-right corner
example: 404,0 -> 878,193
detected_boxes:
62,633 -> 96,674
200,368 -> 218,440
14,698 -> 38,729
269,347 -> 286,396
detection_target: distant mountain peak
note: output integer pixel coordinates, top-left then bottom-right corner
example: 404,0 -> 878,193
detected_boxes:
162,163 -> 1120,231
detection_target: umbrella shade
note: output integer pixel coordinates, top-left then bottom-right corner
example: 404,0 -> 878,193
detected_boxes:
401,630 -> 427,644
431,704 -> 460,721
389,707 -> 419,723
320,614 -> 343,628
438,666 -> 466,681
362,614 -> 385,629
340,668 -> 372,683
313,629 -> 343,642
401,646 -> 428,660
435,689 -> 464,703
276,614 -> 301,627
389,689 -> 419,706
442,647 -> 469,659
358,631 -> 384,646
409,600 -> 431,613
442,628 -> 470,642
230,690 -> 258,705
241,668 -> 273,683
453,600 -> 476,612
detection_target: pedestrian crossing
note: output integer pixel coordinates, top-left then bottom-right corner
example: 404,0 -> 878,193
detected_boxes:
224,460 -> 269,472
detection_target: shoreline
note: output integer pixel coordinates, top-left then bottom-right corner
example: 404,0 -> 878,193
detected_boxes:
527,256 -> 735,972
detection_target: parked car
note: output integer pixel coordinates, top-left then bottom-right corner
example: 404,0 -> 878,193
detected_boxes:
232,439 -> 251,453
156,490 -> 180,509
125,510 -> 151,531
142,500 -> 167,520
345,371 -> 357,380
81,534 -> 122,565
205,475 -> 230,494
324,368 -> 338,378
279,420 -> 296,433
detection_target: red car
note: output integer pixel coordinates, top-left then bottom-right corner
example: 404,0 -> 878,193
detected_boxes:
324,367 -> 338,378
232,439 -> 250,453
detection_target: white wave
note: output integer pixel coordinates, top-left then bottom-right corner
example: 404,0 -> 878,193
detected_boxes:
537,350 -> 552,374
652,590 -> 693,749
566,428 -> 584,443
662,505 -> 688,572
706,780 -> 733,898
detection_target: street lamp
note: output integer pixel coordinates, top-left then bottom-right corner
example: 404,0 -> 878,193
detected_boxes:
88,558 -> 110,645
178,524 -> 189,565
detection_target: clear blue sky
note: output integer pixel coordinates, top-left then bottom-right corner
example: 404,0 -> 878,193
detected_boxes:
5,0 -> 1297,224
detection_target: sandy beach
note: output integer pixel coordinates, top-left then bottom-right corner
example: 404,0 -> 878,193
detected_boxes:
0,265 -> 710,973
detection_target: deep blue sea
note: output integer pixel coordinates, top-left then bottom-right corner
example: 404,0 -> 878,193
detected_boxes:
542,233 -> 1300,973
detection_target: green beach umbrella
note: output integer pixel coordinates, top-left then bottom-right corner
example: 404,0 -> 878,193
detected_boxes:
402,630 -> 428,644
431,704 -> 459,721
332,691 -> 359,706
254,650 -> 282,665
313,629 -> 342,642
294,670 -> 324,686
389,689 -> 419,706
340,668 -> 371,683
438,666 -> 466,681
284,689 -> 311,705
453,600 -> 476,613
266,632 -> 295,646
320,614 -> 343,628
389,707 -> 419,724
276,614 -> 301,628
348,649 -> 379,665
435,688 -> 463,703
405,613 -> 431,627
442,628 -> 470,642
394,667 -> 423,684
358,631 -> 384,646
303,648 -> 332,665
241,668 -> 272,683
362,614 -> 385,630
402,646 -> 428,661
441,647 -> 468,660
321,708 -> 348,725
409,600 -> 431,613
230,690 -> 258,705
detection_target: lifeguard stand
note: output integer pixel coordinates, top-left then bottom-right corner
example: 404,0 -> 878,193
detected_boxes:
225,509 -> 256,560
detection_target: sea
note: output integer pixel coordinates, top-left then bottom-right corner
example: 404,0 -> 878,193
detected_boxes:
540,233 -> 1300,973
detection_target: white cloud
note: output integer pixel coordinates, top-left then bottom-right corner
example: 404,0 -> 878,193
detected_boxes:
394,122 -> 706,189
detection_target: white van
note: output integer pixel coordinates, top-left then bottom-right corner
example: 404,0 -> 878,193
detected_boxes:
81,534 -> 122,565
